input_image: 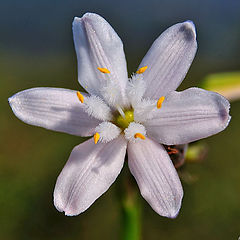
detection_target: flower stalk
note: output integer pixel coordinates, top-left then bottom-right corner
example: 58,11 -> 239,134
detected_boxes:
118,167 -> 142,240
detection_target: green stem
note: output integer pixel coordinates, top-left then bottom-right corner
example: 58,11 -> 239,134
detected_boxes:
118,167 -> 142,240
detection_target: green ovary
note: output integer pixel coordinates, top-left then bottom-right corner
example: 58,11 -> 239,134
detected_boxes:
115,110 -> 134,129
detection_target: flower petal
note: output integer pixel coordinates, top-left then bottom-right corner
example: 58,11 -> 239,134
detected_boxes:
73,13 -> 128,99
8,87 -> 100,136
145,88 -> 231,145
139,21 -> 197,98
54,136 -> 127,216
127,137 -> 183,218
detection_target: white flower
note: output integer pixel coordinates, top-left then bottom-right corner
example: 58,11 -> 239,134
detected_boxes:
8,13 -> 231,218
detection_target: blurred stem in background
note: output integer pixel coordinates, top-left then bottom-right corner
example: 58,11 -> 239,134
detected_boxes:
118,164 -> 142,240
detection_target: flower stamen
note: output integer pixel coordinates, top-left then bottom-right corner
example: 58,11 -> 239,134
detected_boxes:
77,91 -> 84,103
97,67 -> 110,73
134,133 -> 146,140
136,66 -> 148,74
157,96 -> 165,109
94,132 -> 100,144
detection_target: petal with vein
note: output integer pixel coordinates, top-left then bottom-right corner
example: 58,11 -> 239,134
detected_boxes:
145,88 -> 231,145
128,137 -> 183,218
139,21 -> 197,98
8,87 -> 100,136
54,136 -> 127,216
73,13 -> 128,99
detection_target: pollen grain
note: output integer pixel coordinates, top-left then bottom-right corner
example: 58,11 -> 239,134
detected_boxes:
136,66 -> 148,74
157,96 -> 165,109
77,91 -> 84,103
94,132 -> 100,144
97,67 -> 110,73
134,133 -> 145,140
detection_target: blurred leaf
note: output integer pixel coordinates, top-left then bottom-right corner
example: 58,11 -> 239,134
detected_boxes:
200,71 -> 240,101
185,142 -> 208,163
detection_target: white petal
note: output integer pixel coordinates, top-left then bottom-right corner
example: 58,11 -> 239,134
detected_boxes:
8,87 -> 100,136
145,88 -> 231,145
54,136 -> 127,216
139,21 -> 197,98
128,137 -> 183,218
73,13 -> 128,102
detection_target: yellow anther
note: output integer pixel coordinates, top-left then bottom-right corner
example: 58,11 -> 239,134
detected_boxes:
94,132 -> 100,144
77,91 -> 84,103
134,133 -> 146,140
157,96 -> 165,109
136,66 -> 148,74
97,67 -> 110,74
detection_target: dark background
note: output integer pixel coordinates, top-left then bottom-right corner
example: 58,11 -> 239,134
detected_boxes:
0,0 -> 240,239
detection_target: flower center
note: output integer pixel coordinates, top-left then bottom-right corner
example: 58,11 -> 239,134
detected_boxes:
75,65 -> 166,143
114,109 -> 134,129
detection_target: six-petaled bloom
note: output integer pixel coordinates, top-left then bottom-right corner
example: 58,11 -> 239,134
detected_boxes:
8,13 -> 231,218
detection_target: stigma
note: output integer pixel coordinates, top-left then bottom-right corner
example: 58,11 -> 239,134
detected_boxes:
115,110 -> 134,129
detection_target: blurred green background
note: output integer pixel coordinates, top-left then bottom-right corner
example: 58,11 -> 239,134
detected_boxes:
1,0 -> 240,239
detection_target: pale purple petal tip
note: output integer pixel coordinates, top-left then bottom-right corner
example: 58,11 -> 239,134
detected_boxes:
139,21 -> 197,98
